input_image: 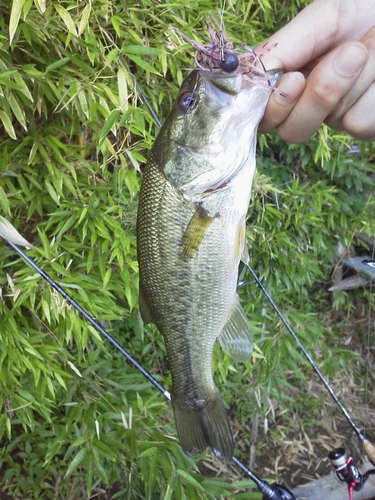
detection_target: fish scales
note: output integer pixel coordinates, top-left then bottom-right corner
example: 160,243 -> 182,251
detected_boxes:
137,66 -> 278,458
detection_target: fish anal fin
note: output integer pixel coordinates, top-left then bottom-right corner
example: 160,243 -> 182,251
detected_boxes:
139,286 -> 154,325
179,206 -> 217,259
218,297 -> 253,362
171,388 -> 234,459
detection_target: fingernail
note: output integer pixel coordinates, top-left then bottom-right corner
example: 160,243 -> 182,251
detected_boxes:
334,45 -> 366,77
273,72 -> 305,105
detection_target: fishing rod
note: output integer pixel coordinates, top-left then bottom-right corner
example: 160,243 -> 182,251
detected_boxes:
1,232 -> 295,500
245,263 -> 375,467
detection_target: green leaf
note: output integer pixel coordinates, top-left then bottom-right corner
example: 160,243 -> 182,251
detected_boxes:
9,0 -> 26,44
0,186 -> 10,215
123,45 -> 164,56
0,414 -> 10,441
117,67 -> 128,111
43,440 -> 63,466
71,435 -> 89,448
34,0 -> 46,14
125,54 -> 161,75
139,446 -> 157,458
46,57 -> 70,73
177,470 -> 205,492
98,109 -> 120,149
78,3 -> 91,36
55,4 -> 77,36
8,93 -> 27,130
0,110 -> 16,139
41,299 -> 51,324
12,71 -> 33,101
65,448 -> 87,477
45,182 -> 60,205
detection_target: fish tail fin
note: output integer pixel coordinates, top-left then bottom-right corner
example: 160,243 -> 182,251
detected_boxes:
171,390 -> 234,459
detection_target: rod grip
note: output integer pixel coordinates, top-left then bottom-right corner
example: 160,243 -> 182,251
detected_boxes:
364,439 -> 375,466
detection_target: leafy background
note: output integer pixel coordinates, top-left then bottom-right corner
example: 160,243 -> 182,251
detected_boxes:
0,0 -> 374,498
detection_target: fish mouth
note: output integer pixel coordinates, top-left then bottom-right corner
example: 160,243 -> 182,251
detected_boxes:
200,70 -> 243,96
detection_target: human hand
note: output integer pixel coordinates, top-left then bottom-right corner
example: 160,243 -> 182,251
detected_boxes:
259,0 -> 375,142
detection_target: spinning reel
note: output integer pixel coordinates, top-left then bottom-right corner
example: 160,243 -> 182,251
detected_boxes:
329,447 -> 375,500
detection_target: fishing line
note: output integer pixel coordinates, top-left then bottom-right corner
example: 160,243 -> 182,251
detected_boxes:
2,238 -> 295,500
245,262 -> 375,465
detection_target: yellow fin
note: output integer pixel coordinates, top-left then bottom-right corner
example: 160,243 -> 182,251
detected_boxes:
179,206 -> 216,259
139,286 -> 154,325
233,217 -> 246,266
218,296 -> 253,362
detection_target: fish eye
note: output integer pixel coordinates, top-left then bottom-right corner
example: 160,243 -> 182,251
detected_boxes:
178,92 -> 198,113
221,52 -> 239,73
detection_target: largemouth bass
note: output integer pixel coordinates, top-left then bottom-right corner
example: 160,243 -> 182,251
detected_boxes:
137,29 -> 280,458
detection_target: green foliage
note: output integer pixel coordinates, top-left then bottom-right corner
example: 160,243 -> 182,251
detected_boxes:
0,0 -> 374,498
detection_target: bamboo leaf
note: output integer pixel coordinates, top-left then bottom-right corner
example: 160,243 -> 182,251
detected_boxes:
9,0 -> 26,45
98,109 -> 120,149
78,3 -> 91,36
45,182 -> 60,205
0,186 -> 10,215
117,67 -> 128,111
65,448 -> 87,478
0,216 -> 33,247
125,54 -> 161,75
0,110 -> 17,139
177,470 -> 205,492
55,4 -> 77,36
34,0 -> 46,14
12,71 -> 33,101
46,57 -> 70,73
8,93 -> 27,131
41,299 -> 51,324
123,45 -> 164,56
43,440 -> 63,466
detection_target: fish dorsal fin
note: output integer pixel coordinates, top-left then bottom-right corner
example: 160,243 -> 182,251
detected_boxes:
139,286 -> 154,325
179,205 -> 217,259
218,297 -> 253,362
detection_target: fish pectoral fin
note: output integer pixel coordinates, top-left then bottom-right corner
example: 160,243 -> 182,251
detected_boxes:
218,296 -> 253,362
179,206 -> 217,259
139,286 -> 154,325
